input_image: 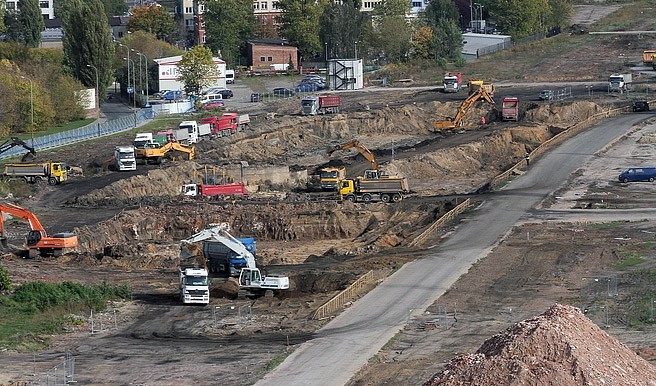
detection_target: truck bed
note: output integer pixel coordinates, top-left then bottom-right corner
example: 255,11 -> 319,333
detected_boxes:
357,178 -> 409,192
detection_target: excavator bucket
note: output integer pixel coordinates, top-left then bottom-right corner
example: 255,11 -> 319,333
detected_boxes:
434,120 -> 456,130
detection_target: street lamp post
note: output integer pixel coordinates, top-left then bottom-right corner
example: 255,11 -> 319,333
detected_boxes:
123,57 -> 136,109
354,41 -> 358,59
118,43 -> 131,107
86,64 -> 99,117
137,52 -> 148,106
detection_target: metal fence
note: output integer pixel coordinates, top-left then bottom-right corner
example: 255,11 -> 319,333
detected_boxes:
27,352 -> 75,386
1,108 -> 156,160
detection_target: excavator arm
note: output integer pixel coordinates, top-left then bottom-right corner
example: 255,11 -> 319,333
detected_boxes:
0,137 -> 36,162
328,140 -> 378,171
435,87 -> 496,130
181,224 -> 256,268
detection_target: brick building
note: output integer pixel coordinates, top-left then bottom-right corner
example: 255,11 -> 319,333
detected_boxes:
247,39 -> 298,71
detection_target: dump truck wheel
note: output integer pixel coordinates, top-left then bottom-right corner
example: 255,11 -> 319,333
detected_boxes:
381,194 -> 391,203
48,177 -> 58,185
345,195 -> 356,202
392,193 -> 402,203
362,194 -> 372,203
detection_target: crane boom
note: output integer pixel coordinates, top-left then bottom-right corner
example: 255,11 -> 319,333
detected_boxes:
181,224 -> 256,269
435,86 -> 496,130
328,140 -> 378,171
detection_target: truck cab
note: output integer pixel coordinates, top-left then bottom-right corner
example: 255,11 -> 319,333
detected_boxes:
319,166 -> 346,190
114,146 -> 137,171
179,267 -> 210,304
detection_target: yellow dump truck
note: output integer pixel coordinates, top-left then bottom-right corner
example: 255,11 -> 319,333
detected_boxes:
468,79 -> 495,96
319,166 -> 346,191
2,162 -> 68,185
339,176 -> 409,203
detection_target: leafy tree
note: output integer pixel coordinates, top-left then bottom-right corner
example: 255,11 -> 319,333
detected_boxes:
61,0 -> 115,104
0,265 -> 11,291
373,0 -> 410,17
545,0 -> 573,32
127,4 -> 176,40
254,18 -> 279,39
18,0 -> 45,48
487,0 -> 551,39
177,45 -> 219,96
422,0 -> 459,26
100,0 -> 128,17
278,0 -> 328,60
0,5 -> 5,34
433,18 -> 463,61
320,0 -> 364,59
411,26 -> 435,60
203,0 -> 256,67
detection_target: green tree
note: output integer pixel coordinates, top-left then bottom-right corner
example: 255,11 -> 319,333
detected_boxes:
0,5 -> 5,34
422,0 -> 459,25
127,4 -> 176,40
0,265 -> 11,291
488,0 -> 551,39
62,0 -> 115,104
320,0 -> 364,59
177,45 -> 219,96
545,0 -> 573,32
410,26 -> 435,60
18,0 -> 45,48
371,16 -> 411,63
203,0 -> 256,67
420,0 -> 462,61
278,0 -> 328,60
100,0 -> 128,17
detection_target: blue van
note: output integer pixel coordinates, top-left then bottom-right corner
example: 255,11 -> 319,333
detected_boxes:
618,167 -> 656,183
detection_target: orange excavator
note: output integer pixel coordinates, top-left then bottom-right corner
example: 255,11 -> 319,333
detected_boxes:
0,203 -> 78,257
434,86 -> 496,130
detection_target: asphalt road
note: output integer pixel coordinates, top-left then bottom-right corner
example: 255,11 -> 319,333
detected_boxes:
256,113 -> 651,385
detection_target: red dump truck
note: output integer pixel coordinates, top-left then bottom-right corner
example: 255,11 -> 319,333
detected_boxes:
443,72 -> 463,93
301,95 -> 341,115
200,113 -> 250,137
501,97 -> 519,121
181,183 -> 248,197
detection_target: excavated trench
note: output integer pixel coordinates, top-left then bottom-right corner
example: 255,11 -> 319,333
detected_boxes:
21,98 -> 614,296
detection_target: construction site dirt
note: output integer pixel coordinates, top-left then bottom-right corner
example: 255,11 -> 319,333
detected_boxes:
3,5 -> 656,384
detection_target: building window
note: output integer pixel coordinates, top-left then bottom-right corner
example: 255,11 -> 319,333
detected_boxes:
272,1 -> 279,9
411,1 -> 421,7
40,1 -> 49,8
6,2 -> 15,9
186,19 -> 194,27
261,2 -> 267,9
253,3 -> 259,9
199,4 -> 206,12
185,7 -> 193,13
267,56 -> 272,62
260,56 -> 266,62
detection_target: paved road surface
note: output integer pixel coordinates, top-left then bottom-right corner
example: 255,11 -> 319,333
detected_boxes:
257,113 -> 651,385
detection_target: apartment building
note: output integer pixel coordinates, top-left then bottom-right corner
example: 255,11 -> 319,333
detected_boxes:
4,0 -> 55,19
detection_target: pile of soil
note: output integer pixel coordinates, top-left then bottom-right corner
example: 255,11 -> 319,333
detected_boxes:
424,304 -> 656,385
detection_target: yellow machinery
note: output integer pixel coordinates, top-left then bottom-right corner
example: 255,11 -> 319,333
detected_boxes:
435,86 -> 496,130
135,141 -> 195,164
328,140 -> 378,171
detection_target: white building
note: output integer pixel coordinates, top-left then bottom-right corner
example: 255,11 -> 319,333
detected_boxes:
5,0 -> 55,19
154,55 -> 227,92
461,32 -> 512,61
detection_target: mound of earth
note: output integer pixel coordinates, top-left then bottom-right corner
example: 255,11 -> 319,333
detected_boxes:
424,304 -> 656,386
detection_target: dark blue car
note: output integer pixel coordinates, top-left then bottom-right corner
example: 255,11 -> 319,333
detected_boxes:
295,82 -> 321,93
618,167 -> 656,183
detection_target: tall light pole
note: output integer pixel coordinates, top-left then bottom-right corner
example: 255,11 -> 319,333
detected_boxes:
118,43 -> 131,106
136,52 -> 148,106
20,76 -> 34,146
86,64 -> 99,117
132,49 -> 143,106
354,41 -> 358,59
124,57 -> 136,109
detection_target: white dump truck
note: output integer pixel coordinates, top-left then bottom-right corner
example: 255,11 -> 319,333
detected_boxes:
179,266 -> 210,305
114,146 -> 136,171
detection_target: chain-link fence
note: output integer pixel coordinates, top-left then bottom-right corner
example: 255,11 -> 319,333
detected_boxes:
25,352 -> 75,386
1,109 -> 156,160
212,302 -> 253,330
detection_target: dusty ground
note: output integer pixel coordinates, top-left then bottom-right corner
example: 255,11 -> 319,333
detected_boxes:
2,3 -> 656,385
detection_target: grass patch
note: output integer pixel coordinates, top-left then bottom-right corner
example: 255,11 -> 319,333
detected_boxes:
264,349 -> 294,371
589,221 -> 626,228
0,280 -> 132,351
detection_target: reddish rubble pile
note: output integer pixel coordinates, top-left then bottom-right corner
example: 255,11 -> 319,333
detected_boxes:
424,303 -> 656,386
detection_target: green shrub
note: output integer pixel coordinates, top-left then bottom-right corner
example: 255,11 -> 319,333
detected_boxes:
0,266 -> 11,291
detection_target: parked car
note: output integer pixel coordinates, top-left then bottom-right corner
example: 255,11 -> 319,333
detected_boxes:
295,82 -> 321,93
250,93 -> 264,102
632,101 -> 650,112
618,167 -> 656,183
163,90 -> 184,101
201,100 -> 225,109
154,89 -> 170,99
272,88 -> 295,97
539,90 -> 554,101
204,88 -> 233,99
302,74 -> 324,82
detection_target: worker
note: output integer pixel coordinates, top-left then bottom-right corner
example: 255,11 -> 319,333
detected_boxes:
481,117 -> 486,125
525,153 -> 530,167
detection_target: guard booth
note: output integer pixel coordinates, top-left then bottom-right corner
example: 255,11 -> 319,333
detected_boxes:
327,59 -> 363,90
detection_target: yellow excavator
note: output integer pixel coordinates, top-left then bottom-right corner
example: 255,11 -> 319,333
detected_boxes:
135,141 -> 195,164
327,139 -> 384,179
434,86 -> 496,130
